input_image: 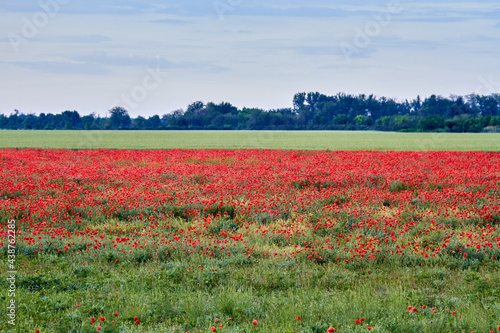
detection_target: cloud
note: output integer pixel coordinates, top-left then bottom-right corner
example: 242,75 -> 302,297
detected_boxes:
395,17 -> 468,23
234,6 -> 371,18
371,36 -> 441,50
72,51 -> 185,69
150,18 -> 188,25
340,47 -> 377,60
0,2 -> 41,12
292,46 -> 339,55
0,0 -> 373,18
3,50 -> 231,75
50,35 -> 112,44
6,60 -> 109,75
471,9 -> 500,20
395,5 -> 500,24
2,0 -> 498,21
463,35 -> 500,42
0,0 -> 158,15
288,44 -> 378,60
3,52 -> 179,75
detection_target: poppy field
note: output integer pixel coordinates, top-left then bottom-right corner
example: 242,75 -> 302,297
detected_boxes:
0,148 -> 499,332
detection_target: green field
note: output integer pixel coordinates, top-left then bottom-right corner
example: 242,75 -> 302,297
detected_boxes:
0,130 -> 499,150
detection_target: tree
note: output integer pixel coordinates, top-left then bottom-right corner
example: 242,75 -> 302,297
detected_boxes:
146,115 -> 162,129
23,114 -> 37,129
109,107 -> 131,130
184,101 -> 207,128
134,116 -> 146,130
418,115 -> 444,131
214,102 -> 237,115
306,92 -> 321,111
332,114 -> 350,125
447,96 -> 470,118
293,92 -> 306,110
60,110 -> 81,129
354,115 -> 374,127
81,114 -> 97,130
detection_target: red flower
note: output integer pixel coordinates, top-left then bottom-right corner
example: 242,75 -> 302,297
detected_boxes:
252,320 -> 258,325
327,328 -> 336,333
210,327 -> 216,332
100,317 -> 105,322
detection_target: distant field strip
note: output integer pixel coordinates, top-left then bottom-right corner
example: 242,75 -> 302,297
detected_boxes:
0,130 -> 499,151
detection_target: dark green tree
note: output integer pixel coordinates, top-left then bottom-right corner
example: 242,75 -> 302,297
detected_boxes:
109,107 -> 131,130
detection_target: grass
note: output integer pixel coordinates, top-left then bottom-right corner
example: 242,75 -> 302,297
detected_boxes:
0,130 -> 500,151
1,236 -> 499,332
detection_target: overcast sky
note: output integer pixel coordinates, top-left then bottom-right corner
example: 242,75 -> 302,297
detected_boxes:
1,0 -> 499,117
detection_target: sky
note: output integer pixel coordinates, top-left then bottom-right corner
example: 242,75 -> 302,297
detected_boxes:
1,0 -> 499,117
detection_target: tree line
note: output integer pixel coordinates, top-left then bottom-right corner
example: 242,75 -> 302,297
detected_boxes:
2,92 -> 500,132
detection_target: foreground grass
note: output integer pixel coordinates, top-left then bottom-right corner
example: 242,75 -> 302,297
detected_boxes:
1,248 -> 499,332
1,130 -> 500,151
